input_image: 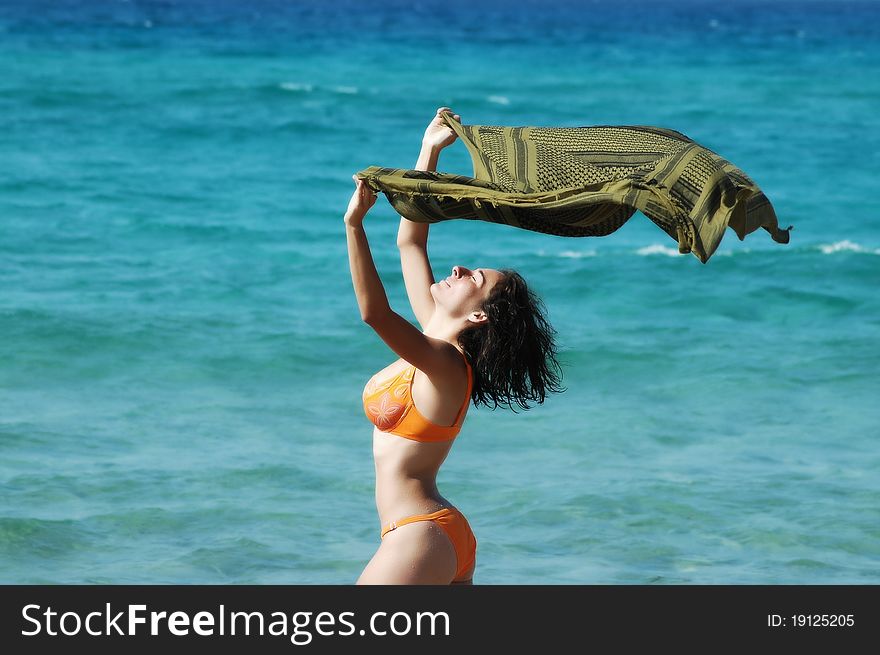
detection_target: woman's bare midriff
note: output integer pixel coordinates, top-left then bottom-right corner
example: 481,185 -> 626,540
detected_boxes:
372,428 -> 456,525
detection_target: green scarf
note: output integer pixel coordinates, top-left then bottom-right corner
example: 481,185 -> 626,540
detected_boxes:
356,111 -> 792,263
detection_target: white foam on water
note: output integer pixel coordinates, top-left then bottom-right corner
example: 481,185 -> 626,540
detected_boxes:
535,249 -> 597,259
817,240 -> 878,254
488,95 -> 510,105
636,244 -> 680,257
332,86 -> 359,95
279,82 -> 314,93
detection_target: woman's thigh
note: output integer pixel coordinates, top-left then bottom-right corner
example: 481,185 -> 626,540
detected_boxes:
356,521 -> 457,585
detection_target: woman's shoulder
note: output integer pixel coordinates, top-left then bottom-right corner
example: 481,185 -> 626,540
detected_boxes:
414,343 -> 470,387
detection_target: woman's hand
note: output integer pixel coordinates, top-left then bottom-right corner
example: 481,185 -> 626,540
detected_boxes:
345,175 -> 378,224
422,106 -> 460,150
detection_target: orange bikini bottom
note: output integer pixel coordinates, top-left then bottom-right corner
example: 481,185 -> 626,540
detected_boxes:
381,507 -> 477,581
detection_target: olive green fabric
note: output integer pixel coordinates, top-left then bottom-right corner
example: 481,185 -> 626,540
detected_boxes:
356,111 -> 792,263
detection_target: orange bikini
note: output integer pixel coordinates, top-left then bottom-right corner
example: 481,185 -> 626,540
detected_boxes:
362,349 -> 477,581
362,351 -> 473,441
381,507 -> 477,581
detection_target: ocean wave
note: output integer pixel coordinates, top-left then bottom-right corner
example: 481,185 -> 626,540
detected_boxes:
537,244 -> 744,259
817,240 -> 880,255
488,95 -> 510,105
636,244 -> 680,257
273,83 -> 373,97
278,82 -> 314,93
558,249 -> 597,258
535,249 -> 595,259
532,241 -> 880,260
271,83 -> 364,96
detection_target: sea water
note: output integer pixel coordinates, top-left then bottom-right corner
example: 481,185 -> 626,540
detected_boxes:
1,0 -> 878,583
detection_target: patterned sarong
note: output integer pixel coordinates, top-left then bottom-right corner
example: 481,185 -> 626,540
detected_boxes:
356,111 -> 792,263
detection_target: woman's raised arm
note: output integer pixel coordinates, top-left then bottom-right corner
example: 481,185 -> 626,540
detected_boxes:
397,108 -> 461,329
395,143 -> 439,249
344,176 -> 462,379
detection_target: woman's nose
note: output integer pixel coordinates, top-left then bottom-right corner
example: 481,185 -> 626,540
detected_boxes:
452,266 -> 468,278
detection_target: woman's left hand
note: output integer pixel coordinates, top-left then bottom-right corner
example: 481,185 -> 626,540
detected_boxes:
423,107 -> 460,150
345,175 -> 378,223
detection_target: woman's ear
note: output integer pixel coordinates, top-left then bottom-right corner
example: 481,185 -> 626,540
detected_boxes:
467,310 -> 488,325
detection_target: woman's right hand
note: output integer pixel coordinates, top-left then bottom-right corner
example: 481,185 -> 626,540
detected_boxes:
422,106 -> 460,150
345,175 -> 377,224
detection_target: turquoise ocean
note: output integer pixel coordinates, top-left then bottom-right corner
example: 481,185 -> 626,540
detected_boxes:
1,0 -> 878,584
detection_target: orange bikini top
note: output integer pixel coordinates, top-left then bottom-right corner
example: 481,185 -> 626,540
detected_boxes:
362,350 -> 473,442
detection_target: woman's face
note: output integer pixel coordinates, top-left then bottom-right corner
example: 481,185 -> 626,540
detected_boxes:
431,265 -> 505,318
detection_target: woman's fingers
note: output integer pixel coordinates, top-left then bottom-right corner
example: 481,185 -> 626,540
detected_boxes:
435,107 -> 461,124
353,177 -> 376,198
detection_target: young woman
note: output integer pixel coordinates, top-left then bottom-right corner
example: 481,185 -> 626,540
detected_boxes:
345,107 -> 564,584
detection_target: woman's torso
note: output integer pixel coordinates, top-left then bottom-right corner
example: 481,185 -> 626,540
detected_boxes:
363,351 -> 472,522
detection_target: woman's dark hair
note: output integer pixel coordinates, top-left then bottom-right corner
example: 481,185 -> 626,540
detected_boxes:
458,269 -> 565,412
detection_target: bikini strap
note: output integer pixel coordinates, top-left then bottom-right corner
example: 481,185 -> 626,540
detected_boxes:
381,508 -> 455,538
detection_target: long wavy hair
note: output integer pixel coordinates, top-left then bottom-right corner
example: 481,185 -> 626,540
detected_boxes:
457,269 -> 565,411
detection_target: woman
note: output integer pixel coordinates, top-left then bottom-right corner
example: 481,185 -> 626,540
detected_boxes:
345,107 -> 564,584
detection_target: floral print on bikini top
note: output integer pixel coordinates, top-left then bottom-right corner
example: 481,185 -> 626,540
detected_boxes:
362,351 -> 473,442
